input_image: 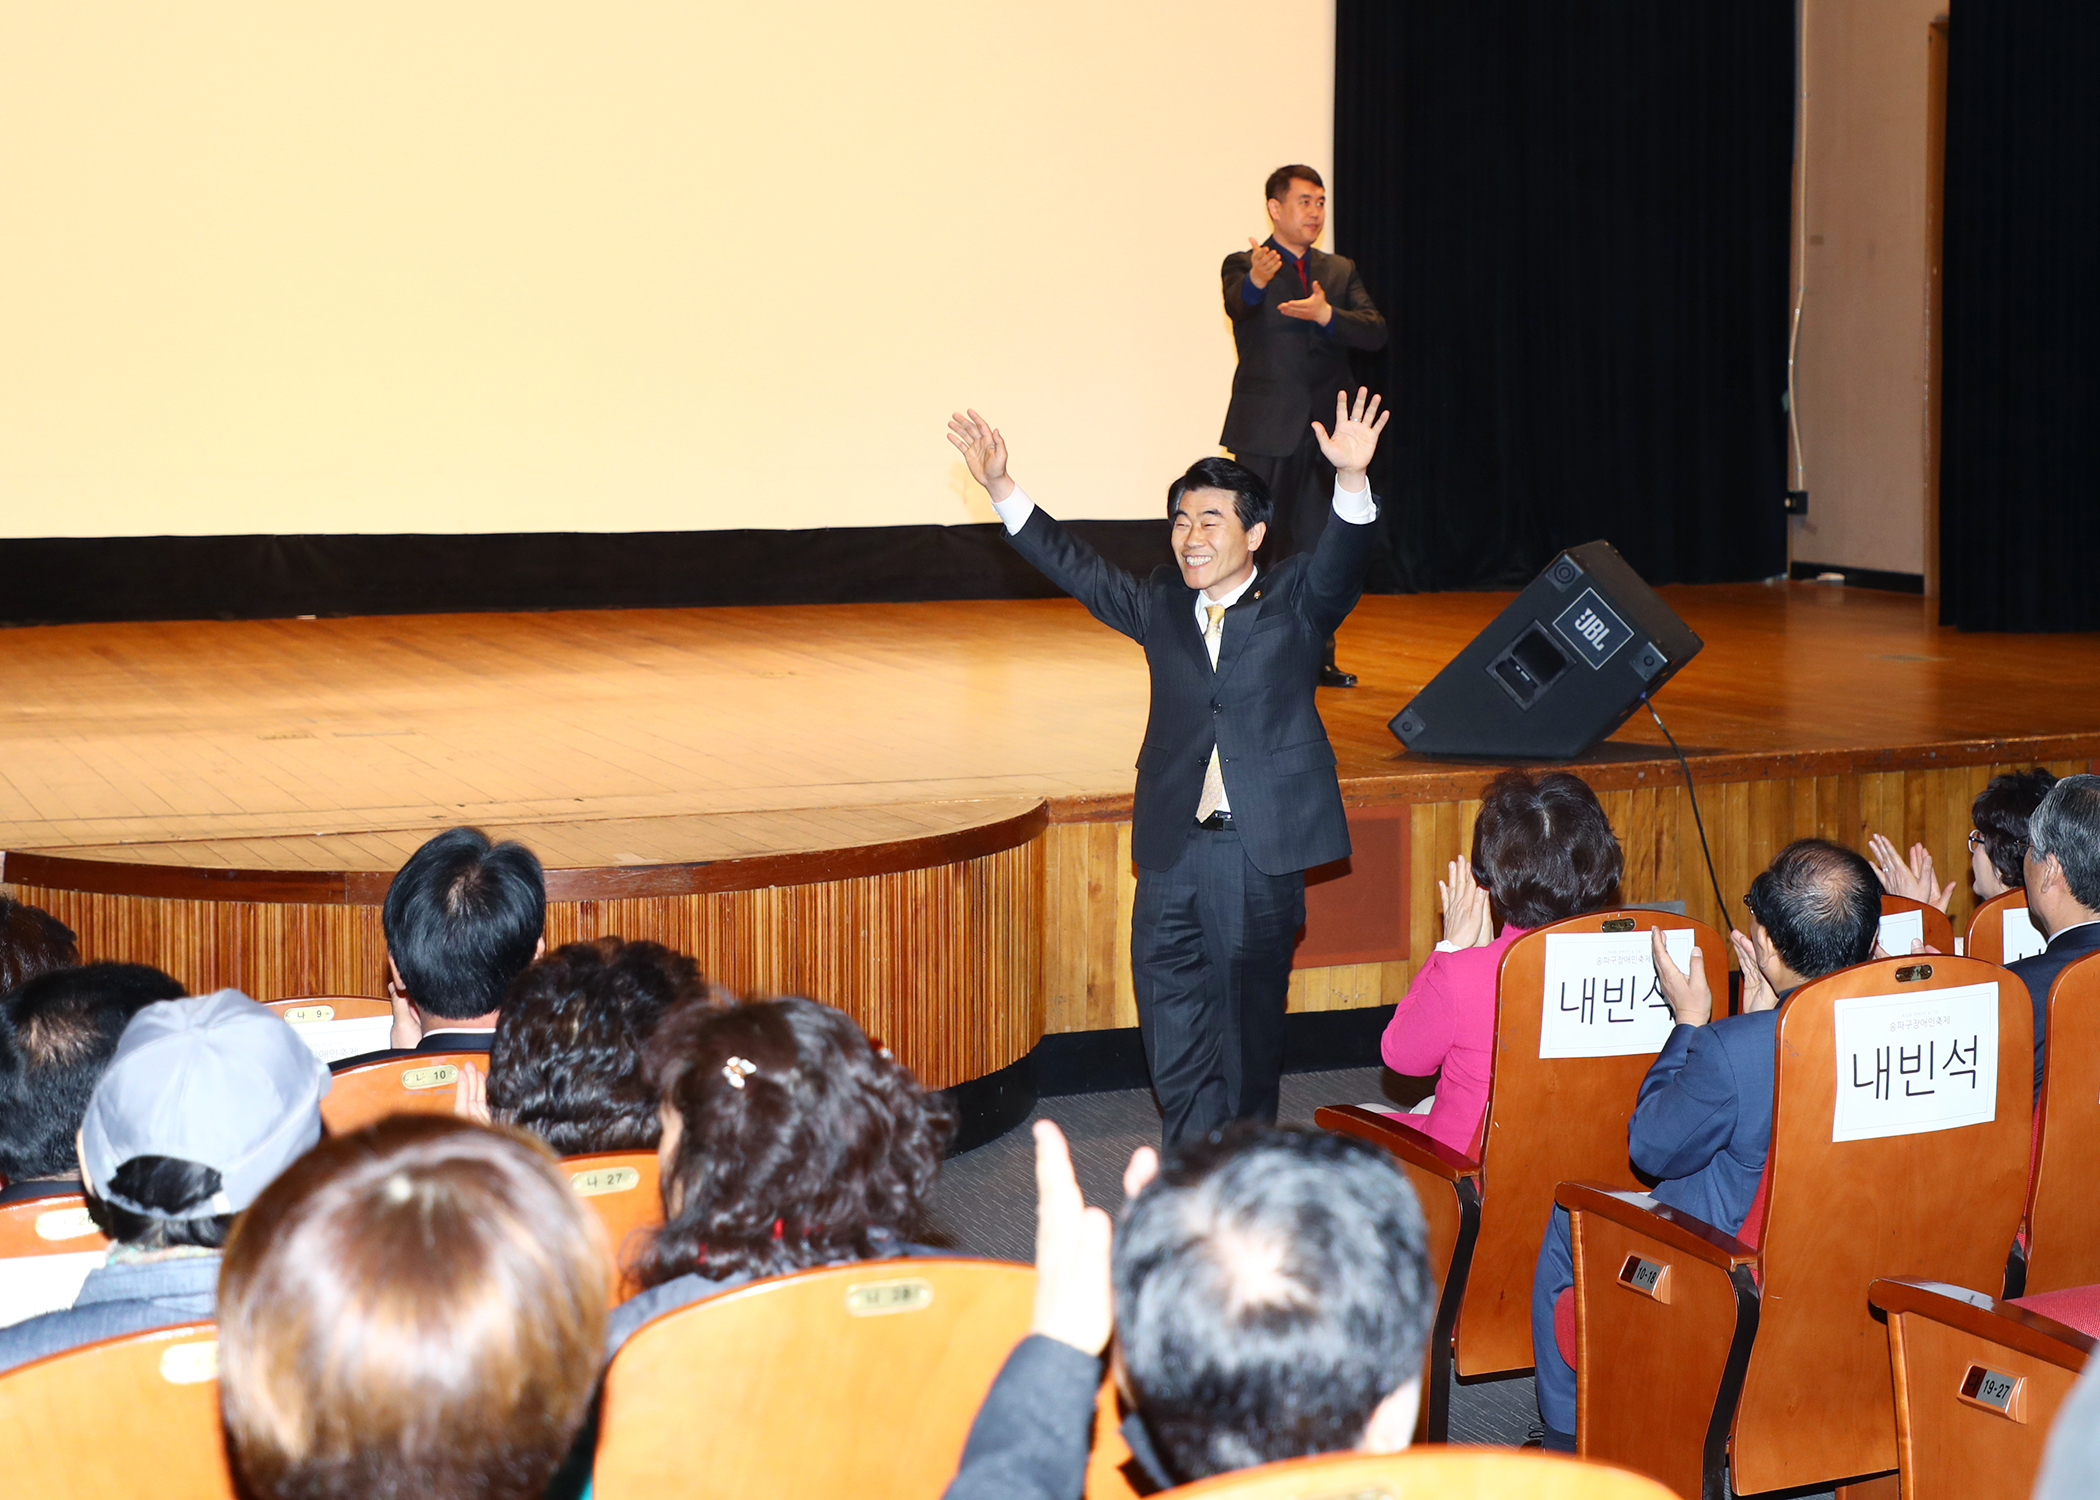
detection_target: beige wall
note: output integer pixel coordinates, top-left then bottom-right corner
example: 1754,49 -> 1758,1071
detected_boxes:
1789,0 -> 1945,578
0,3 -> 1331,538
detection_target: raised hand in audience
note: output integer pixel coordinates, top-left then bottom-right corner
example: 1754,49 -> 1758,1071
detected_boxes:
1650,927 -> 1715,1026
1866,833 -> 1956,912
1029,1118 -> 1155,1357
452,1060 -> 492,1125
1438,858 -> 1494,948
1731,929 -> 1781,1012
385,958 -> 424,1050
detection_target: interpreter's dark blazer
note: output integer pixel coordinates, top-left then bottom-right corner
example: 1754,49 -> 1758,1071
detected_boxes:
1219,242 -> 1387,458
1629,1008 -> 1782,1238
1005,502 -> 1375,877
2009,921 -> 2100,1099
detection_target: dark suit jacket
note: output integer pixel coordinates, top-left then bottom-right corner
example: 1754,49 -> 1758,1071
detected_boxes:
2008,920 -> 2100,1098
1630,1009 -> 1781,1237
1005,502 -> 1375,876
333,1028 -> 494,1073
1219,242 -> 1387,458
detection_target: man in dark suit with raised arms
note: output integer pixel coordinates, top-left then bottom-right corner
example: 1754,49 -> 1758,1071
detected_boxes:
1222,166 -> 1388,687
948,390 -> 1387,1146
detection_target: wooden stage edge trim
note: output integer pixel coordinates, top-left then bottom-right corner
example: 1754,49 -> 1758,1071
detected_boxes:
0,802 -> 1050,906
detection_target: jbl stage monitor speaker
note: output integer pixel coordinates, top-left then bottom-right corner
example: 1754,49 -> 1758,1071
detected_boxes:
1389,541 -> 1702,760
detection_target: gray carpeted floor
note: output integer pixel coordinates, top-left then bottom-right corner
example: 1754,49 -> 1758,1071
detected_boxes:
921,1069 -> 1836,1496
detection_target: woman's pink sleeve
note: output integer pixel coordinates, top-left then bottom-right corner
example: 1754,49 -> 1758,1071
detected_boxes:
1381,955 -> 1457,1075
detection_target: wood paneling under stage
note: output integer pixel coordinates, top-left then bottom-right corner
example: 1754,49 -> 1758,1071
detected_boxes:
4,582 -> 2097,1083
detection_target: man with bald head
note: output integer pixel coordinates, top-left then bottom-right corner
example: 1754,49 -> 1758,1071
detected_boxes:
1529,838 -> 1882,1449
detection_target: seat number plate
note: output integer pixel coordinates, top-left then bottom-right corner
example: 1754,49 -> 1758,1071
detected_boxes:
1959,1364 -> 2025,1420
1617,1255 -> 1670,1301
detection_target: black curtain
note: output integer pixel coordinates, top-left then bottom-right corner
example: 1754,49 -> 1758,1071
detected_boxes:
1941,5 -> 2100,632
1335,2 -> 1793,591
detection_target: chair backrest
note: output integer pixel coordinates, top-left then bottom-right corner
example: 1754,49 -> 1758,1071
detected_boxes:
595,1257 -> 1034,1499
2024,952 -> 2100,1295
266,996 -> 398,1065
1881,893 -> 1958,957
559,1150 -> 663,1302
1870,1278 -> 2093,1500
320,1051 -> 483,1134
1460,909 -> 1727,1375
0,1322 -> 232,1498
1966,889 -> 2043,966
1730,955 -> 2032,1494
1156,1446 -> 1677,1499
0,1190 -> 107,1258
262,995 -> 393,1022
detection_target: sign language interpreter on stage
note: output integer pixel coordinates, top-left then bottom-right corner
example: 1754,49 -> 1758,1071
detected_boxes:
946,389 -> 1388,1146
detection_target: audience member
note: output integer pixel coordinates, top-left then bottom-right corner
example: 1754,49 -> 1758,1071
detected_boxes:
217,1116 -> 606,1500
1529,837 -> 1879,1449
1380,769 -> 1622,1154
944,1121 -> 1435,1497
0,897 -> 78,994
341,826 -> 546,1067
1867,766 -> 2058,910
606,994 -> 955,1350
2034,1348 -> 2100,1500
0,989 -> 328,1372
455,936 -> 710,1153
2007,774 -> 2100,1098
0,964 -> 184,1203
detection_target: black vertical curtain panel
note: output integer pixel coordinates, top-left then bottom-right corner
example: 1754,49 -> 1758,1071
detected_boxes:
1941,4 -> 2100,633
1334,1 -> 1793,592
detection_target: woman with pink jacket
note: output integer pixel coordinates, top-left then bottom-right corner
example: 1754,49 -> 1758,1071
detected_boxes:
1380,770 -> 1624,1158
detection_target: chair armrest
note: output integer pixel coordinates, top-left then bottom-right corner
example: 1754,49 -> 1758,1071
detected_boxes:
1869,1278 -> 2098,1367
1555,1183 -> 1759,1270
1314,1105 -> 1481,1182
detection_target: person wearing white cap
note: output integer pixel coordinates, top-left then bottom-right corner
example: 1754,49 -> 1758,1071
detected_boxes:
0,989 -> 329,1373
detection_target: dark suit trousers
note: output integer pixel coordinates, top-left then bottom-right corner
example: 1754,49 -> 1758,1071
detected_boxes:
1235,428 -> 1336,564
1131,825 -> 1305,1147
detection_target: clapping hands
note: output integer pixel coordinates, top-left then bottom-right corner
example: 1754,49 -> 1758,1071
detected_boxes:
1867,834 -> 1955,912
1439,858 -> 1494,948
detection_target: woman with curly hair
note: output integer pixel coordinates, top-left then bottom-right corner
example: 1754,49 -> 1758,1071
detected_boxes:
605,994 -> 955,1350
1379,769 -> 1623,1157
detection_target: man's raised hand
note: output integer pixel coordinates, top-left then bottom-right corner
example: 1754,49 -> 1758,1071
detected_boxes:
1651,926 -> 1714,1028
1247,237 -> 1283,288
1028,1119 -> 1117,1357
947,409 -> 1015,504
1311,386 -> 1389,486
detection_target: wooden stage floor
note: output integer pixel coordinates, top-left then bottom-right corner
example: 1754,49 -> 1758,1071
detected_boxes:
3,580 -> 2095,857
4,581 -> 2097,1073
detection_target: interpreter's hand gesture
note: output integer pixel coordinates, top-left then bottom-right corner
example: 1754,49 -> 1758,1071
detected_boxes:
1278,279 -> 1332,326
946,409 -> 1015,505
1867,834 -> 1955,912
1312,386 -> 1389,488
1732,929 -> 1782,1013
1247,237 -> 1283,289
1651,927 -> 1714,1027
1028,1119 -> 1155,1358
1439,858 -> 1494,948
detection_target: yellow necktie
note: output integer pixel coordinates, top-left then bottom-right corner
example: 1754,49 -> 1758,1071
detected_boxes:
1196,604 -> 1227,819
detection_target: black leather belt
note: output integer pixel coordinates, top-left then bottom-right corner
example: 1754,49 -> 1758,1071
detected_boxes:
1197,810 -> 1235,830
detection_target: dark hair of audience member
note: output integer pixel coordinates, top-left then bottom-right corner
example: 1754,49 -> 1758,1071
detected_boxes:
0,897 -> 79,994
1166,457 -> 1274,533
2029,774 -> 2100,910
217,1116 -> 607,1500
381,827 -> 546,1022
89,1154 -> 236,1250
1746,838 -> 1880,977
638,995 -> 955,1288
1264,163 -> 1324,202
1469,769 -> 1624,929
0,962 -> 185,1182
489,937 -> 708,1154
1973,768 -> 2059,890
1112,1126 -> 1436,1483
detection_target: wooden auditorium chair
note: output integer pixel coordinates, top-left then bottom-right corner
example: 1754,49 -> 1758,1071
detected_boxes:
0,1188 -> 112,1328
1556,954 -> 2031,1500
1966,888 -> 2043,966
1154,1447 -> 1677,1499
1869,1278 -> 2093,1500
261,995 -> 393,1022
2013,952 -> 2100,1298
0,1321 -> 233,1499
1317,908 -> 1725,1441
594,1257 -> 1035,1499
559,1149 -> 662,1301
1879,892 -> 1957,958
320,1050 -> 485,1134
